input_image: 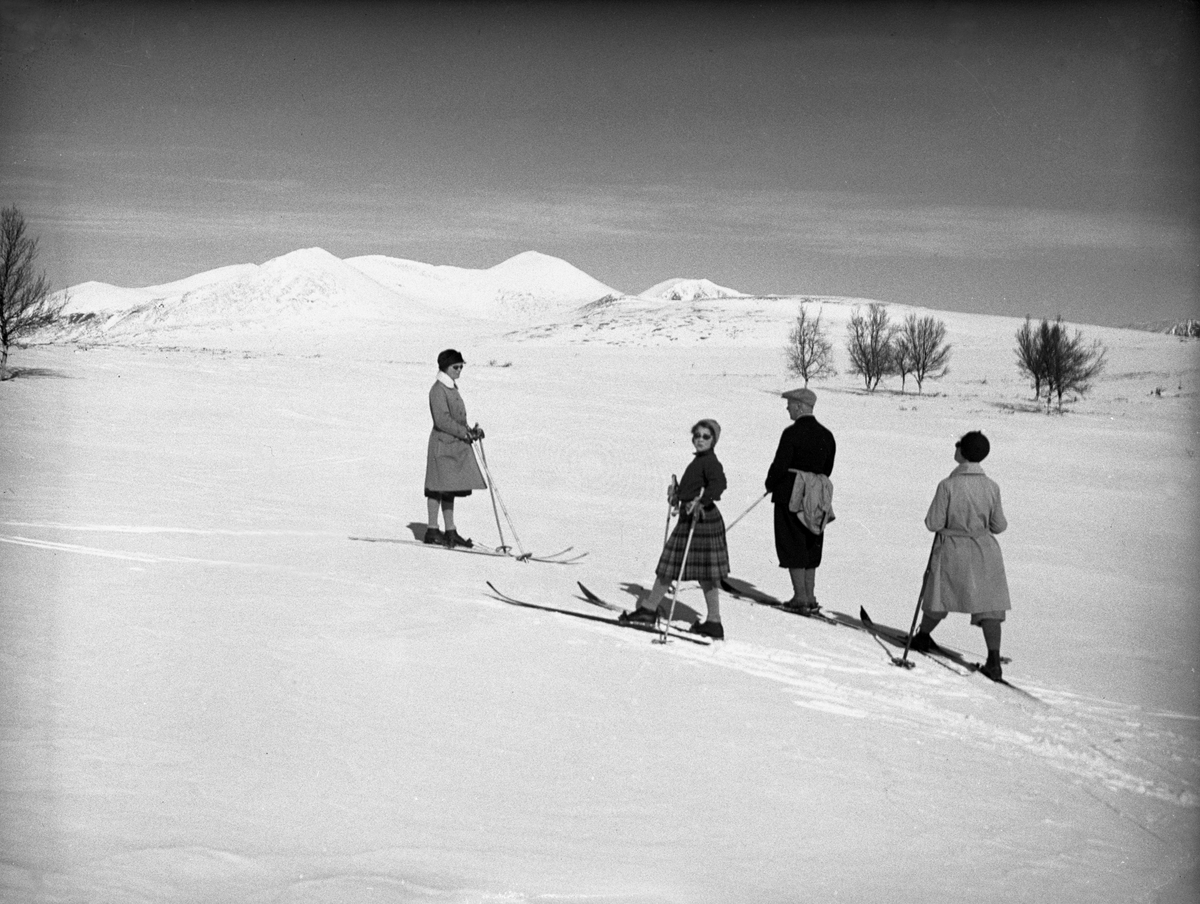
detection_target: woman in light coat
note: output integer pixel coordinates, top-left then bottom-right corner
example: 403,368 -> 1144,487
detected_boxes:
909,431 -> 1011,680
424,349 -> 487,548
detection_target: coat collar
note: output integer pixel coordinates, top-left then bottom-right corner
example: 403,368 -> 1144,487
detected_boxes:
436,371 -> 457,390
952,462 -> 986,476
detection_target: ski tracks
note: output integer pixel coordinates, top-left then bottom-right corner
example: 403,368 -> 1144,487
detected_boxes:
496,585 -> 1198,815
709,637 -> 1196,810
0,523 -> 389,591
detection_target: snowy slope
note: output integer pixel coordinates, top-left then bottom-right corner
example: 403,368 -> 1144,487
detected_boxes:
3,253 -> 1198,903
58,264 -> 259,315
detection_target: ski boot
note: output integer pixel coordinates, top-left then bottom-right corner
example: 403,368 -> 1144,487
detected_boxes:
909,630 -> 937,654
618,606 -> 658,626
782,598 -> 820,616
423,527 -> 444,545
690,620 -> 725,641
979,651 -> 1004,682
443,529 -> 473,549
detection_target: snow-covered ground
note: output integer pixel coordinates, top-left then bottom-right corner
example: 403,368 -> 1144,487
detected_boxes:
2,250 -> 1198,903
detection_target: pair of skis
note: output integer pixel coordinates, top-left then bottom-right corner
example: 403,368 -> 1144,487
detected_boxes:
486,581 -> 714,646
719,576 -> 841,627
350,536 -> 586,565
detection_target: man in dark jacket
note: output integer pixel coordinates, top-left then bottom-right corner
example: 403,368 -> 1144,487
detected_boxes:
765,388 -> 836,612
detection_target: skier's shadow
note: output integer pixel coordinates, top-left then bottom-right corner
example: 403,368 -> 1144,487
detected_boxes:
405,522 -> 427,541
618,581 -> 703,623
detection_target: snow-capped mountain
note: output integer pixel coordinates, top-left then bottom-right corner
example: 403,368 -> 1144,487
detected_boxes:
347,250 -> 617,321
639,277 -> 745,301
54,249 -> 618,346
53,248 -> 445,348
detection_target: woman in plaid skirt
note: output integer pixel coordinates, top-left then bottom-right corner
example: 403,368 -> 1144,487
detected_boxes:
619,418 -> 730,640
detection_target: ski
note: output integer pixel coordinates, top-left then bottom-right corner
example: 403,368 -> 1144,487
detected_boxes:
351,536 -> 508,557
576,581 -> 622,611
350,536 -> 586,564
486,582 -> 712,645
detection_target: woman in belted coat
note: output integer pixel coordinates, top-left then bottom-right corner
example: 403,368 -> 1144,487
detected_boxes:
909,431 -> 1011,680
424,349 -> 487,548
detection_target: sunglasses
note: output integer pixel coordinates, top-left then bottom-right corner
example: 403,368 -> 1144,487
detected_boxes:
693,432 -> 713,440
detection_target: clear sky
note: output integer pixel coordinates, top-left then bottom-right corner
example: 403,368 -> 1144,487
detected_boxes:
2,0 -> 1196,327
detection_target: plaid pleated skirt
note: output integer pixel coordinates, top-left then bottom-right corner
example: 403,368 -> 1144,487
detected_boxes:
655,505 -> 730,583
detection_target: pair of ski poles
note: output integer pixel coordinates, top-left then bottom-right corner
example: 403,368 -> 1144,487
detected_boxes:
655,488 -> 767,643
472,430 -> 530,561
656,487 -> 704,644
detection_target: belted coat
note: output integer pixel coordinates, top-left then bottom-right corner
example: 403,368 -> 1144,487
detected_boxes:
424,376 -> 487,495
919,463 -> 1011,615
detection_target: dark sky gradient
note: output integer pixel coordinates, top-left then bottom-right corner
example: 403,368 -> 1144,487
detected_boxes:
2,0 -> 1196,325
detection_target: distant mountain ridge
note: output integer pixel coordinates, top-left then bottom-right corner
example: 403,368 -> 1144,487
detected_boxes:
1124,318 -> 1200,338
59,250 -> 753,323
51,247 -> 1194,353
58,249 -> 622,329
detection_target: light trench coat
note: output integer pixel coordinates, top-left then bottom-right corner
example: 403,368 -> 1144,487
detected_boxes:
919,462 -> 1011,615
424,376 -> 487,494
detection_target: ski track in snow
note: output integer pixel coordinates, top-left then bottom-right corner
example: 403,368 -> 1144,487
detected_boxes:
0,528 -> 391,592
483,589 -> 1198,815
1,520 -> 346,537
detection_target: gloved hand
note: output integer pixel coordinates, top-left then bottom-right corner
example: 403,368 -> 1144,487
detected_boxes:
468,425 -> 486,442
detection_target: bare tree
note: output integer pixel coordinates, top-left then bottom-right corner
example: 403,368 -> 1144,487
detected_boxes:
892,329 -> 914,393
899,312 -> 951,394
1014,316 -> 1046,400
784,301 -> 836,386
1,206 -> 61,379
845,302 -> 898,392
1014,315 -> 1107,412
1043,318 -> 1107,412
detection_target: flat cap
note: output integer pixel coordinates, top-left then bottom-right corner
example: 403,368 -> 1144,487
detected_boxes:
781,387 -> 817,406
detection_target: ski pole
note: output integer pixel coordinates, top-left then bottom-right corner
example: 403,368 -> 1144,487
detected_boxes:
657,488 -> 703,644
473,438 -> 509,553
663,475 -> 678,548
476,437 -> 529,561
724,491 -> 769,534
900,535 -> 939,668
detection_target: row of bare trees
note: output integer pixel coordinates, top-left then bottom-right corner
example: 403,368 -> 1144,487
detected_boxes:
786,300 -> 1109,411
787,301 -> 951,394
1,205 -> 61,380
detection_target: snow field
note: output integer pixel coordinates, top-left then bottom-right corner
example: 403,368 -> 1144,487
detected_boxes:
1,299 -> 1198,902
